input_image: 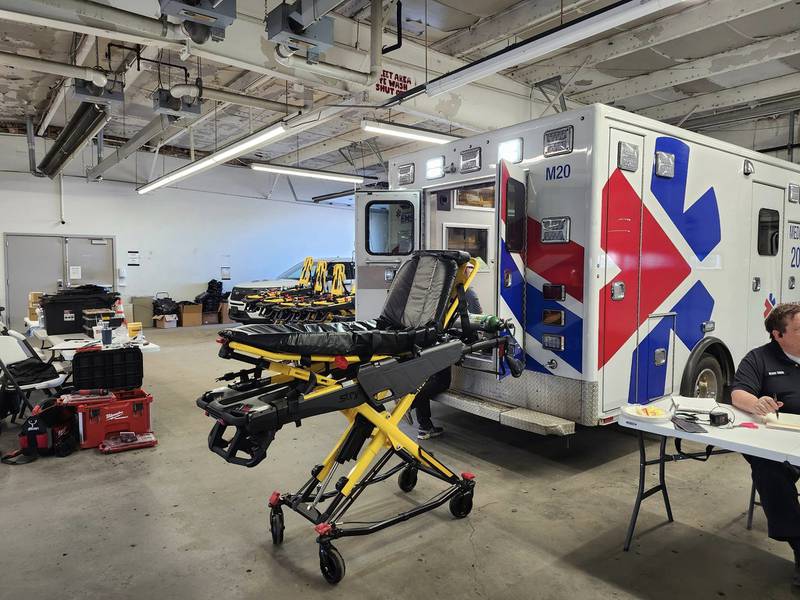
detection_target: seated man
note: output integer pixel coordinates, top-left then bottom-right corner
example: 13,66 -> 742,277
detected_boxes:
732,302 -> 800,585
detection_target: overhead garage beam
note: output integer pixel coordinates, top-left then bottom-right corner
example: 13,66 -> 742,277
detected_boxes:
639,73 -> 800,121
682,96 -> 800,130
511,0 -> 794,85
325,140 -> 432,174
430,0 -> 599,58
573,29 -> 800,104
1,0 -> 549,135
87,114 -> 177,180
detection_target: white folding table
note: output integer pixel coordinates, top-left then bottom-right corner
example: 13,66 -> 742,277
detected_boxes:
45,333 -> 160,361
619,396 -> 800,551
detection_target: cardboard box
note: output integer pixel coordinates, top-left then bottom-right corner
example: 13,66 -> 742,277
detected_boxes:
179,304 -> 202,327
123,303 -> 134,322
202,311 -> 219,325
153,314 -> 178,328
28,291 -> 43,305
27,306 -> 38,321
132,296 -> 155,328
219,301 -> 233,324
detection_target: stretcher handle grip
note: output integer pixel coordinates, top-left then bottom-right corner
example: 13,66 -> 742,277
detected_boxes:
207,421 -> 267,468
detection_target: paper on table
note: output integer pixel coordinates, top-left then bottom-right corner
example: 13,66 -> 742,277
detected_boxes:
765,413 -> 800,432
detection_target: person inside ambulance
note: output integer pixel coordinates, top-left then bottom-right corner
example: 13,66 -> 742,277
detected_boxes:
732,302 -> 800,585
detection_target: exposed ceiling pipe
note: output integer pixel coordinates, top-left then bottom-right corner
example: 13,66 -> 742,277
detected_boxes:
37,34 -> 95,136
87,114 -> 178,181
25,116 -> 43,177
169,83 -> 298,113
0,50 -> 107,87
0,0 -> 184,45
274,0 -> 384,88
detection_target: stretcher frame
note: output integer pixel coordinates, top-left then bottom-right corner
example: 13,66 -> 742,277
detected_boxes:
199,257 -> 519,584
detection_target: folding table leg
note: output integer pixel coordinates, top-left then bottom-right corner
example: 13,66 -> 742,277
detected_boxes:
624,431 -> 673,551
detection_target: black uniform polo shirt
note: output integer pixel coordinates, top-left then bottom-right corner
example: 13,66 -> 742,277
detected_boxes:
732,340 -> 800,414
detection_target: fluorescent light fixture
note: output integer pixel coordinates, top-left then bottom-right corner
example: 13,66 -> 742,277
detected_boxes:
425,0 -> 687,97
251,163 -> 367,184
137,122 -> 287,194
361,119 -> 458,145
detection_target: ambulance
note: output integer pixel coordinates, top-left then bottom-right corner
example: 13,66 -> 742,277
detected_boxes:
354,104 -> 800,435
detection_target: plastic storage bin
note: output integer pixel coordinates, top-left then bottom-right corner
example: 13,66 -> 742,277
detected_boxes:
72,389 -> 153,449
72,347 -> 144,390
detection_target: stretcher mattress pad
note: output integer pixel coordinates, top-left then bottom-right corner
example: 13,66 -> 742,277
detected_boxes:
219,321 -> 439,356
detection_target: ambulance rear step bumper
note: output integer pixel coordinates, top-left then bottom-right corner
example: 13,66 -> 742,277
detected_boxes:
436,391 -> 575,436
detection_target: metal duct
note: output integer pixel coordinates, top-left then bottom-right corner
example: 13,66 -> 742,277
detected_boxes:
38,102 -> 111,179
0,49 -> 107,87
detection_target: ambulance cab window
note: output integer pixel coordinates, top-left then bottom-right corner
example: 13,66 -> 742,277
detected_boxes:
505,178 -> 526,253
757,208 -> 780,256
366,201 -> 415,256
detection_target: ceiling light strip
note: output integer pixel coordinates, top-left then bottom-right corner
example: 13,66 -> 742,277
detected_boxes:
425,0 -> 688,97
360,120 -> 459,145
136,122 -> 287,194
250,163 -> 367,184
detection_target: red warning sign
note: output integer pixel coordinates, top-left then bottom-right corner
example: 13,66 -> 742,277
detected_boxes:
375,69 -> 414,96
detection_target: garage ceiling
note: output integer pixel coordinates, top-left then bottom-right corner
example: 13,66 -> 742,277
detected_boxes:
0,0 -> 798,185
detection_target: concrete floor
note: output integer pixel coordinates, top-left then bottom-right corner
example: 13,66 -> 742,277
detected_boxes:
1,326 -> 798,599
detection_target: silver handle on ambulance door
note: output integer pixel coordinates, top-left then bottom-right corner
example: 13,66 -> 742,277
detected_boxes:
611,281 -> 625,301
654,348 -> 667,366
752,277 -> 761,292
790,276 -> 796,290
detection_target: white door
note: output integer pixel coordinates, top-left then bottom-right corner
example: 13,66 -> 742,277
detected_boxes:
785,220 -> 800,301
4,235 -> 65,331
495,159 -> 527,378
747,182 -> 784,349
601,129 -> 645,411
354,190 -> 421,320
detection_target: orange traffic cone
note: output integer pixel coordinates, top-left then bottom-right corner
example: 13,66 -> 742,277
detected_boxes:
114,298 -> 127,325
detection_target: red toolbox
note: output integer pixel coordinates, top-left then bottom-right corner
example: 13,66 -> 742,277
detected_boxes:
60,389 -> 153,449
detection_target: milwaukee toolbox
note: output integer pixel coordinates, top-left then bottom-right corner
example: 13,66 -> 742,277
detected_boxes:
59,389 -> 153,449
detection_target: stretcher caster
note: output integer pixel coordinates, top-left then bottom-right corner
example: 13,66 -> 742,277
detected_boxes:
398,465 -> 418,492
449,490 -> 473,519
319,543 -> 345,584
270,506 -> 285,545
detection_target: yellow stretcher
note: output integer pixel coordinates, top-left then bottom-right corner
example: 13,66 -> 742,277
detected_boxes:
197,250 -> 522,584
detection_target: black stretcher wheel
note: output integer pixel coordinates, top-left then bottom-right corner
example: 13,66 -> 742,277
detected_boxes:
319,544 -> 345,584
270,507 -> 285,545
449,491 -> 473,519
398,465 -> 418,492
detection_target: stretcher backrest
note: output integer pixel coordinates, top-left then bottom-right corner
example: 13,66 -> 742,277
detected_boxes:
378,251 -> 469,331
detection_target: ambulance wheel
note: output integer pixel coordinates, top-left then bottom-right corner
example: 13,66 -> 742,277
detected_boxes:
690,355 -> 723,401
449,490 -> 473,519
270,507 -> 285,545
398,465 -> 418,492
319,544 -> 345,584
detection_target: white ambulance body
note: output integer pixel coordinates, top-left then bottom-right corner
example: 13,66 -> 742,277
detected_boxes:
354,104 -> 800,436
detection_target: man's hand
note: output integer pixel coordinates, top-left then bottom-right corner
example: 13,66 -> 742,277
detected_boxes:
751,395 -> 784,416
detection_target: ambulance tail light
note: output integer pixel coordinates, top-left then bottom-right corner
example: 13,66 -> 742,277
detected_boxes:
542,334 -> 564,352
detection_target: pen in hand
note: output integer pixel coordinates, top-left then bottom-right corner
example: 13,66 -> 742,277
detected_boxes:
774,393 -> 780,420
